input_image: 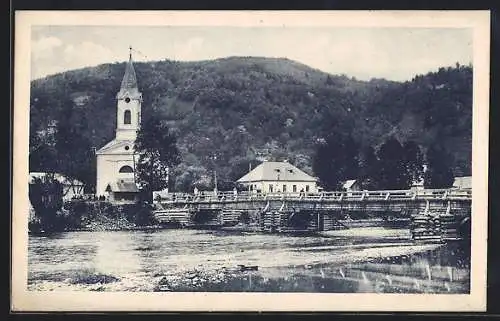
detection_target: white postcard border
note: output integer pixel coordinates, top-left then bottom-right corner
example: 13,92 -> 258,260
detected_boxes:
12,10 -> 490,312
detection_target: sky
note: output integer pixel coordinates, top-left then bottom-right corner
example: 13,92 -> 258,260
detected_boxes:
31,26 -> 473,81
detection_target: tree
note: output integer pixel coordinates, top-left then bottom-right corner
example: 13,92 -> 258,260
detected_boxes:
312,133 -> 359,191
227,156 -> 261,183
424,144 -> 455,189
376,137 -> 410,190
29,142 -> 58,173
325,75 -> 334,86
171,163 -> 207,192
402,141 -> 424,187
28,173 -> 64,233
54,102 -> 94,187
135,115 -> 181,201
358,145 -> 379,190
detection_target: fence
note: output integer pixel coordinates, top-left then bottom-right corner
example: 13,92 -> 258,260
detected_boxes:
158,188 -> 472,203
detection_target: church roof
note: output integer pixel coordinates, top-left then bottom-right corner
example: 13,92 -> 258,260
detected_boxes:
96,139 -> 136,154
120,51 -> 138,91
237,161 -> 317,183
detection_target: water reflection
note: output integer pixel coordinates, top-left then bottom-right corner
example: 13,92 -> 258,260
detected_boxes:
28,227 -> 470,293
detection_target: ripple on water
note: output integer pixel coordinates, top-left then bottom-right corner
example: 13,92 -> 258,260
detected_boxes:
27,227 -> 470,293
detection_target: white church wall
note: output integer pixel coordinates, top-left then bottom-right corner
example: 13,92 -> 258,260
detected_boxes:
116,98 -> 141,140
96,154 -> 137,196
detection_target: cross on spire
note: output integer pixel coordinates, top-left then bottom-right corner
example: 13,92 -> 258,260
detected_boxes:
129,45 -> 132,60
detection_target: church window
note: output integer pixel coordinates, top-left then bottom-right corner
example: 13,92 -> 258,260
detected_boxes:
119,165 -> 134,173
124,145 -> 130,151
125,97 -> 130,103
124,110 -> 131,124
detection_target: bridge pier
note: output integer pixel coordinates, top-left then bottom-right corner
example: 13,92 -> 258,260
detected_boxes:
410,200 -> 471,243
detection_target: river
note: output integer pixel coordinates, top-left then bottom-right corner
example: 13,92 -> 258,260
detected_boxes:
28,227 -> 470,293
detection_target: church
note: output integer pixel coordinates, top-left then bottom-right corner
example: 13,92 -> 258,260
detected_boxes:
95,49 -> 142,202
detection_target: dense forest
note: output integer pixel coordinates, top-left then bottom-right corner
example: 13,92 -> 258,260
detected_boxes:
29,56 -> 472,192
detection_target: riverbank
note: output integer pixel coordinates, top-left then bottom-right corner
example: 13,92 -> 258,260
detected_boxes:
29,200 -> 158,234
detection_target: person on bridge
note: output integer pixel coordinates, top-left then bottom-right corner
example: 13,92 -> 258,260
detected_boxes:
194,186 -> 199,195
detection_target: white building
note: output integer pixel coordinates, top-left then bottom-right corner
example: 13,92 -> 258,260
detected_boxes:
452,176 -> 472,189
343,179 -> 361,192
236,161 -> 319,194
410,177 -> 425,191
95,49 -> 141,202
29,172 -> 85,201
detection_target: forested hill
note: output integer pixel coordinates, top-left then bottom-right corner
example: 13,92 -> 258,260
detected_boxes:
29,56 -> 472,192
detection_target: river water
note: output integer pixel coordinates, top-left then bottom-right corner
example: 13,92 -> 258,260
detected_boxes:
28,227 -> 470,293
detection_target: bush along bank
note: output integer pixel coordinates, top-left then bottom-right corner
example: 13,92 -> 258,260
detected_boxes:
29,199 -> 159,234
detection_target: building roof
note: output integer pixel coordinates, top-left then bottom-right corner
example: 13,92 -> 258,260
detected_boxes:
453,176 -> 472,189
237,161 -> 317,183
411,177 -> 424,187
106,180 -> 140,193
116,51 -> 141,99
121,51 -> 138,90
343,179 -> 357,189
96,139 -> 136,154
29,172 -> 84,186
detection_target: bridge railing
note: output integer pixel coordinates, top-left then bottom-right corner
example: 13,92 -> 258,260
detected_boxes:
158,188 -> 472,203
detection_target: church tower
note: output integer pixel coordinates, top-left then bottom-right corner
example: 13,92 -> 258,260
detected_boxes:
95,48 -> 142,201
116,47 -> 142,140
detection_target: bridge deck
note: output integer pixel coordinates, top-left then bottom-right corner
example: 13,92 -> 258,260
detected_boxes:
158,188 -> 472,205
153,188 -> 472,241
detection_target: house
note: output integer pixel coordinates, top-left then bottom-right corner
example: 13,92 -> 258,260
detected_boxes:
342,179 -> 361,192
452,176 -> 472,189
236,161 -> 319,194
95,48 -> 141,203
29,172 -> 85,202
410,177 -> 425,191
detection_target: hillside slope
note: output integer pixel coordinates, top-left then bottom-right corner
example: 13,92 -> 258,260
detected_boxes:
29,57 -> 472,191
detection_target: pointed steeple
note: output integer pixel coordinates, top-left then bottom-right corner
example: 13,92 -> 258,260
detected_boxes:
120,46 -> 138,90
117,46 -> 141,100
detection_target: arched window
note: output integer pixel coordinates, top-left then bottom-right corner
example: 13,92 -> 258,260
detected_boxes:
124,110 -> 131,124
119,165 -> 134,173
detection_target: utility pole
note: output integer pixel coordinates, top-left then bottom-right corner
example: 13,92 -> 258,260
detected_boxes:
248,162 -> 252,193
91,146 -> 97,195
212,154 -> 218,192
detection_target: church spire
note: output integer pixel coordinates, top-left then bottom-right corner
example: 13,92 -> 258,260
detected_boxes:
119,46 -> 138,91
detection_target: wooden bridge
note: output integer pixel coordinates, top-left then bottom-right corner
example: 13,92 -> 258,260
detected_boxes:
153,188 -> 472,242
